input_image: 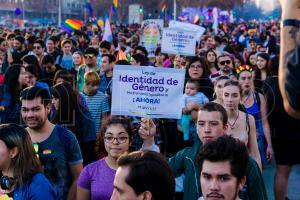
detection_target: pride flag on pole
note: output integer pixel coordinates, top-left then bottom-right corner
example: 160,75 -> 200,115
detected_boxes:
102,19 -> 113,42
116,49 -> 128,62
85,0 -> 95,17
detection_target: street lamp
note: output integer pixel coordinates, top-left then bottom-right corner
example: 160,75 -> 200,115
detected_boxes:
21,0 -> 24,21
58,0 -> 62,27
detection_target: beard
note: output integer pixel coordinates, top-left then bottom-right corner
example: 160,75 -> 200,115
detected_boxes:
221,66 -> 231,73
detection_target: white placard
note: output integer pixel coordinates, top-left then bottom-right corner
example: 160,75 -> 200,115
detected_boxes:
169,20 -> 206,40
111,65 -> 185,119
161,28 -> 197,56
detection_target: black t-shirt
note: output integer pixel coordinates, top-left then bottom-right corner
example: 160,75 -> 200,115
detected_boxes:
47,49 -> 61,61
12,49 -> 29,64
285,42 -> 300,112
264,76 -> 300,138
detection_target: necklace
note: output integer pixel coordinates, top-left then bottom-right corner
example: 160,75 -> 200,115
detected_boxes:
228,111 -> 239,129
243,91 -> 252,105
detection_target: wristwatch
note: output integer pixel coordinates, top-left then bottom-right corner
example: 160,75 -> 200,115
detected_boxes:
281,19 -> 300,29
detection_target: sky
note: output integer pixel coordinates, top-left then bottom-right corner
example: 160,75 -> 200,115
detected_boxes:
255,0 -> 280,11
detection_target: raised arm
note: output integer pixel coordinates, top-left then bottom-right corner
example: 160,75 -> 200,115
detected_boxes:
278,0 -> 300,118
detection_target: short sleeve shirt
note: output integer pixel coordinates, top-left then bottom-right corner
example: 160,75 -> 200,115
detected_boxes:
81,91 -> 110,133
34,125 -> 83,200
77,159 -> 116,200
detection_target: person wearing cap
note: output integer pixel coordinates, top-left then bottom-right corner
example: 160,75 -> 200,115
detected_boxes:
56,39 -> 73,70
77,47 -> 100,92
11,36 -> 28,65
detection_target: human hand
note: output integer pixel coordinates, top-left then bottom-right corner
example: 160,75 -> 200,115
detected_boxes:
266,145 -> 273,162
139,118 -> 156,137
186,102 -> 201,112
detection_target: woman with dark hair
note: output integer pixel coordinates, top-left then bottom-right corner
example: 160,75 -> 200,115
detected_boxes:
21,54 -> 43,78
206,49 -> 219,75
233,53 -> 245,69
77,117 -> 133,200
77,116 -> 159,200
237,65 -> 273,167
51,82 -> 97,165
254,52 -> 271,91
185,56 -> 213,100
130,53 -> 145,66
0,124 -> 55,199
246,52 -> 257,69
21,54 -> 39,68
0,64 -> 27,123
154,47 -> 170,68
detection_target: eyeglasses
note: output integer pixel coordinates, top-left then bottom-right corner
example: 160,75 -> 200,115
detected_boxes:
190,65 -> 202,69
219,60 -> 231,65
84,54 -> 94,59
104,136 -> 129,144
33,46 -> 41,49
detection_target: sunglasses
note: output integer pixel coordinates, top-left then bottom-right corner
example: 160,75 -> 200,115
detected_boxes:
33,46 -> 41,49
219,60 -> 231,65
84,54 -> 94,59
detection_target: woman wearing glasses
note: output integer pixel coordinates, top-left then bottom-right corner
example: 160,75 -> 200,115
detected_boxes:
185,56 -> 213,100
77,117 -> 157,200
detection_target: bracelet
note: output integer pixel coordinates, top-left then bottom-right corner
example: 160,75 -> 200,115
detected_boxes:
282,19 -> 300,29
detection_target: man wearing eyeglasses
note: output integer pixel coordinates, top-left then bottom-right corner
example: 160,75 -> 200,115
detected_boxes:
210,53 -> 235,83
77,47 -> 100,92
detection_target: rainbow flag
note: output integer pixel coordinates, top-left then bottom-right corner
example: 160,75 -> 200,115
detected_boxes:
65,19 -> 83,30
116,49 -> 128,62
113,0 -> 118,9
61,19 -> 83,34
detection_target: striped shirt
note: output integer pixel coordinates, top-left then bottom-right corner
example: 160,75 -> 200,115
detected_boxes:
81,91 -> 110,134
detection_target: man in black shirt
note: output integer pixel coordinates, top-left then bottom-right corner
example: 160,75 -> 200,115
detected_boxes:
12,36 -> 28,64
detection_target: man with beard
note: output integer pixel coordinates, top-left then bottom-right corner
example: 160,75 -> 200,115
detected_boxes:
77,47 -> 100,92
210,53 -> 235,83
11,36 -> 29,65
197,135 -> 248,200
20,86 -> 83,200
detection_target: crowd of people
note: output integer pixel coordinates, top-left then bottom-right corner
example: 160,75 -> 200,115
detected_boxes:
0,0 -> 299,199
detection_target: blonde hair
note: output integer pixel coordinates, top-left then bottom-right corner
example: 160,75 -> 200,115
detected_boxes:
84,71 -> 100,85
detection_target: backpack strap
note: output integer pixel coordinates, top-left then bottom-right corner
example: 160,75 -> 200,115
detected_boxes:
55,125 -> 71,155
58,54 -> 63,65
254,91 -> 261,108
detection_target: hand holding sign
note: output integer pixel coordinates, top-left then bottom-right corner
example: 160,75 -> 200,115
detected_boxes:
139,118 -> 156,137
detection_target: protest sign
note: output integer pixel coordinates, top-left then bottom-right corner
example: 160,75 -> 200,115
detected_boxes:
141,19 -> 163,57
111,65 -> 185,119
161,28 -> 197,56
169,20 -> 206,41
